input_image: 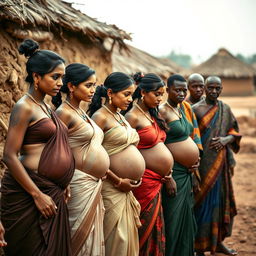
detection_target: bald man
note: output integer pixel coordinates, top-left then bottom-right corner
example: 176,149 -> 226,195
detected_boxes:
186,73 -> 205,105
192,76 -> 241,256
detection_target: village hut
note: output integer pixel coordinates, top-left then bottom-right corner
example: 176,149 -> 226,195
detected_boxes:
112,43 -> 178,80
0,0 -> 131,169
184,48 -> 255,96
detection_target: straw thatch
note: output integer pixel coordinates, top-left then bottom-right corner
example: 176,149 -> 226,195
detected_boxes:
0,0 -> 131,47
112,44 -> 178,80
187,48 -> 255,78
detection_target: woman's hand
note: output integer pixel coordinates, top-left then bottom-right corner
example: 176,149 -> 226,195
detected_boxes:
188,158 -> 200,173
33,192 -> 57,219
0,221 -> 7,247
162,173 -> 177,197
64,185 -> 71,204
116,178 -> 142,192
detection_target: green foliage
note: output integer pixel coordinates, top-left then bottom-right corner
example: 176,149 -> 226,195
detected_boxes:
236,53 -> 256,64
166,51 -> 192,68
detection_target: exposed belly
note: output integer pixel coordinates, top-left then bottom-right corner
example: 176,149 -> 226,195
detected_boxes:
166,137 -> 199,168
139,142 -> 174,177
73,145 -> 110,179
20,144 -> 45,171
109,145 -> 145,181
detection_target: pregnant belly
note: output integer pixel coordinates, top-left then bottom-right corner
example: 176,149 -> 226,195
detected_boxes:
74,146 -> 110,179
139,142 -> 174,177
166,137 -> 199,168
109,145 -> 145,180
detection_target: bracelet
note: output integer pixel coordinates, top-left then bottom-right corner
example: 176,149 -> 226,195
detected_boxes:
114,178 -> 122,188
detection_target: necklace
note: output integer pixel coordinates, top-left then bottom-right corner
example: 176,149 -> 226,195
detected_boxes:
64,100 -> 89,122
25,93 -> 51,118
166,101 -> 182,119
135,103 -> 154,123
102,105 -> 126,126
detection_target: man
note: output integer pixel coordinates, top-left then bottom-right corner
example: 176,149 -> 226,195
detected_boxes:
186,73 -> 205,105
193,76 -> 241,256
186,73 -> 236,176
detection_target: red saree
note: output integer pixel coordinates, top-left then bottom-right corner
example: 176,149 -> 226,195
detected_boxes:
133,121 -> 166,256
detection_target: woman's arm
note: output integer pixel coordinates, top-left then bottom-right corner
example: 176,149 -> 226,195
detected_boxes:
3,102 -> 57,218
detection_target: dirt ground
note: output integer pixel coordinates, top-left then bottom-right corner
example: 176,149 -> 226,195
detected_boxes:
209,96 -> 256,256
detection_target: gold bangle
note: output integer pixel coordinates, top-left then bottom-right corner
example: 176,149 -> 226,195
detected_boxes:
114,178 -> 122,188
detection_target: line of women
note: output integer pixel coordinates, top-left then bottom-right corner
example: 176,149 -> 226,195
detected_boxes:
1,39 -> 202,256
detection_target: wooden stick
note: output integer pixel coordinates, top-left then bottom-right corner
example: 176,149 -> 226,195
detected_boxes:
0,117 -> 8,133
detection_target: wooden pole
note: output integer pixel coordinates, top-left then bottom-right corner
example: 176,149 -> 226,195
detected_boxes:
0,117 -> 8,133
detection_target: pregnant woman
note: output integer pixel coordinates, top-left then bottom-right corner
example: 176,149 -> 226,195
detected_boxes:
2,39 -> 74,255
159,74 -> 201,256
88,72 -> 145,256
124,72 -> 175,256
53,63 -> 109,256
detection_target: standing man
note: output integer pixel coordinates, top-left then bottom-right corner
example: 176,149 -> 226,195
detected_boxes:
186,73 -> 205,105
186,73 -> 237,175
193,76 -> 241,256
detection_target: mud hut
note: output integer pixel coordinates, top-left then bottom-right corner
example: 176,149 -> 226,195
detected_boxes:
0,0 -> 131,168
184,48 -> 255,96
112,44 -> 178,80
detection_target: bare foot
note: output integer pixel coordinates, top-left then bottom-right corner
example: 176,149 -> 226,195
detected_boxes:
216,243 -> 238,255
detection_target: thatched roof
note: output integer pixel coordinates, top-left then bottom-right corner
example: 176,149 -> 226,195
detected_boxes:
112,44 -> 178,79
187,48 -> 255,78
0,0 -> 131,47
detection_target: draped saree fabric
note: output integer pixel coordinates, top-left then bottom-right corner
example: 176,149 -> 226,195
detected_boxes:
102,119 -> 141,256
162,107 -> 198,256
133,120 -> 166,256
67,116 -> 105,256
102,180 -> 141,256
1,111 -> 75,256
193,100 -> 241,253
68,171 -> 104,256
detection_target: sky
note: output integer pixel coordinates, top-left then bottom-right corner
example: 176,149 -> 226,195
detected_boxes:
66,0 -> 256,64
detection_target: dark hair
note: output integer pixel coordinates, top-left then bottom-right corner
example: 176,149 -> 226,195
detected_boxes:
127,72 -> 167,131
18,39 -> 65,84
167,74 -> 186,87
88,72 -> 134,117
52,63 -> 95,108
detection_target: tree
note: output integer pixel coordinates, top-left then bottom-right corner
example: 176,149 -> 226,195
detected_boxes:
166,51 -> 192,68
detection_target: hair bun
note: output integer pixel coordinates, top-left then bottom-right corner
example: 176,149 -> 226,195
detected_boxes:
133,72 -> 144,84
18,39 -> 39,58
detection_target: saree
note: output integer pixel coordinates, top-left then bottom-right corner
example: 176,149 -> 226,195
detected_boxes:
193,99 -> 241,253
162,108 -> 198,256
102,119 -> 141,256
133,120 -> 166,256
68,115 -> 106,256
1,111 -> 75,256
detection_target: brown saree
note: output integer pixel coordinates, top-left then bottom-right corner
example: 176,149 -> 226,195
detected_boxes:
1,111 -> 75,256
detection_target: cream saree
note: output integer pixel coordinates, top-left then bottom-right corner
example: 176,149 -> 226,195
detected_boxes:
102,180 -> 141,256
102,120 -> 141,255
68,116 -> 106,256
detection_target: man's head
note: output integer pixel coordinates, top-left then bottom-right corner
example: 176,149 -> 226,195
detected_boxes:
167,74 -> 187,104
205,76 -> 222,101
187,73 -> 205,101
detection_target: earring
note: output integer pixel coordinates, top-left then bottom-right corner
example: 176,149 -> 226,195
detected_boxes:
34,83 -> 38,91
141,95 -> 144,102
109,96 -> 112,105
70,91 -> 73,99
